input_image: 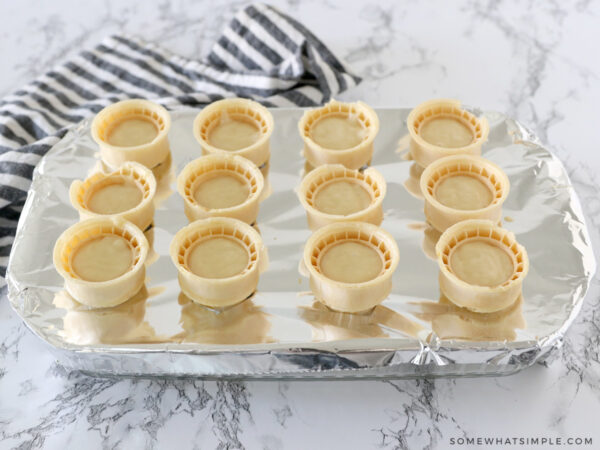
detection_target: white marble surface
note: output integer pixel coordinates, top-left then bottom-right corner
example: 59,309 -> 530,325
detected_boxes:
1,0 -> 600,448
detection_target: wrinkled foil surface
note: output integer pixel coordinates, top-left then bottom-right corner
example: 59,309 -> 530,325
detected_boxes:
6,108 -> 596,378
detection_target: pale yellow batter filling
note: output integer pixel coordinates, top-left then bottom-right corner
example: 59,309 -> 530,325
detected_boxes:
107,118 -> 158,147
450,240 -> 514,287
310,115 -> 366,150
188,237 -> 249,279
87,178 -> 143,214
314,180 -> 371,215
320,241 -> 383,283
193,173 -> 249,209
208,116 -> 261,151
435,175 -> 493,210
72,235 -> 133,282
420,117 -> 473,148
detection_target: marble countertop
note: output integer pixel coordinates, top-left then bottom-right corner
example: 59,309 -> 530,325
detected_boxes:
1,0 -> 599,448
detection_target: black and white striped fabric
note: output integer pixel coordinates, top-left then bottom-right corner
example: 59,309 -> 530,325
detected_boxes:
0,3 -> 360,280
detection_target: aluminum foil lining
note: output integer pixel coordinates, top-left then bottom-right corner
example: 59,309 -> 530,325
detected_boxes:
6,108 -> 596,378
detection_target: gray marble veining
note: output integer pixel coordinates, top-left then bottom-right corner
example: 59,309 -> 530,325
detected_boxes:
1,0 -> 599,448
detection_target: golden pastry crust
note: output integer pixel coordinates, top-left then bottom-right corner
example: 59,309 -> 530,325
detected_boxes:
170,217 -> 268,308
193,98 -> 274,168
53,217 -> 149,308
420,154 -> 509,232
407,99 -> 489,168
177,154 -> 265,224
91,99 -> 171,169
70,162 -> 157,231
303,222 -> 399,313
435,220 -> 529,313
298,100 -> 379,170
298,164 -> 386,230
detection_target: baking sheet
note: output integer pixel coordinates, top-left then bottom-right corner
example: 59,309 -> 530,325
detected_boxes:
6,108 -> 596,378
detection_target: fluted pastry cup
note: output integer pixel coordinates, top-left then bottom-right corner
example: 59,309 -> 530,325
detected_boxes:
53,217 -> 149,308
69,162 -> 157,231
298,99 -> 379,170
91,99 -> 171,170
407,98 -> 489,168
170,217 -> 268,308
177,154 -> 264,225
420,154 -> 509,232
303,222 -> 399,313
298,164 -> 386,230
435,219 -> 529,313
193,98 -> 274,169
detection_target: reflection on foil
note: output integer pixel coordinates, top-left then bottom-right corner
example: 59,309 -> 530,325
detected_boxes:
302,159 -> 313,178
413,294 -> 526,341
404,162 -> 425,199
153,152 -> 173,181
259,176 -> 273,203
153,153 -> 175,206
144,225 -> 157,258
54,285 -> 157,345
302,159 -> 340,178
174,293 -> 274,344
421,224 -> 442,260
300,301 -> 423,341
395,134 -> 411,156
302,159 -> 374,178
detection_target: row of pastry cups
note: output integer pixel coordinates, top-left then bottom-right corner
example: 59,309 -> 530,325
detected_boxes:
409,105 -> 527,312
92,96 -> 489,178
72,152 -> 505,235
91,97 -> 379,173
69,155 -> 381,235
92,95 -> 492,178
92,98 -> 272,171
52,215 -> 393,312
415,154 -> 526,313
54,216 -> 268,309
305,218 -> 528,315
302,98 -> 489,170
54,214 -> 527,320
70,155 -> 267,231
71,148 -> 512,234
299,153 -> 510,233
300,98 -> 489,170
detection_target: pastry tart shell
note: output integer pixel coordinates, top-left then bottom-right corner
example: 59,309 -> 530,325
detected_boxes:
407,99 -> 489,168
298,164 -> 386,230
70,162 -> 157,231
435,220 -> 529,313
193,98 -> 274,168
303,222 -> 399,313
170,217 -> 268,308
177,154 -> 264,225
298,100 -> 379,170
91,99 -> 171,170
420,155 -> 510,232
53,217 -> 149,308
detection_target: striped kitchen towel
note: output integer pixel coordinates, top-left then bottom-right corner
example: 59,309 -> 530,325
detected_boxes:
0,3 -> 360,280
